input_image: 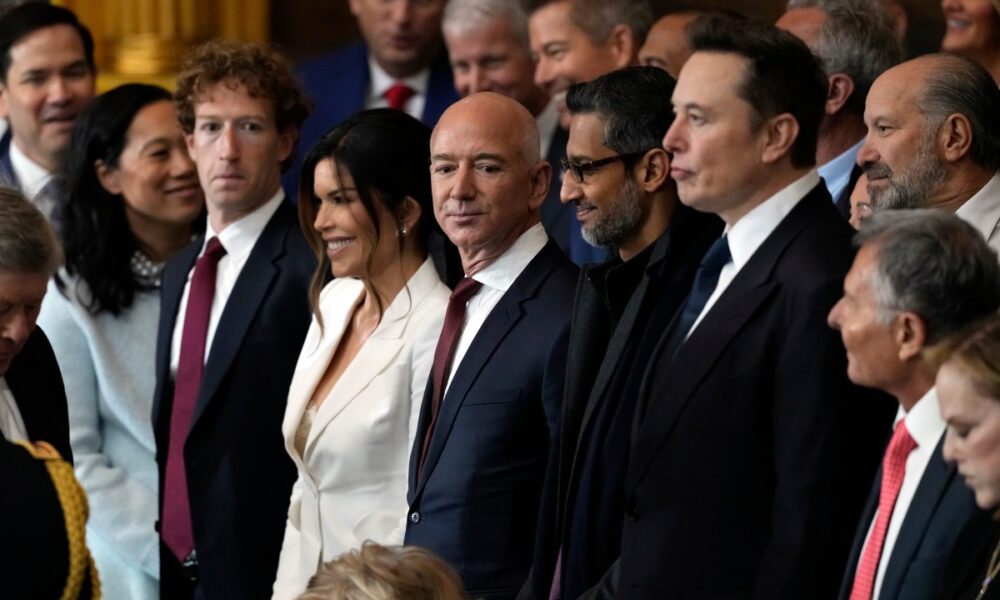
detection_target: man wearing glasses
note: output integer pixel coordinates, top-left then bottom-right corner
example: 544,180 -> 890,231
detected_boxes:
519,66 -> 721,600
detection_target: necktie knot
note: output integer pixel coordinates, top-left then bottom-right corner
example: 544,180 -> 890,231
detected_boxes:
885,420 -> 917,466
450,277 -> 482,305
701,235 -> 731,271
202,237 -> 227,263
384,83 -> 415,111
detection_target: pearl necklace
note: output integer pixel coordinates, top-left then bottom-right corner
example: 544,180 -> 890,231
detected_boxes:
130,250 -> 165,287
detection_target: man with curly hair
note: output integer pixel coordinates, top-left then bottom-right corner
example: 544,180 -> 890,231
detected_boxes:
153,40 -> 316,600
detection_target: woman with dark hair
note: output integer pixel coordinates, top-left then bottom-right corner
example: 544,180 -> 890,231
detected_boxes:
272,109 -> 450,599
37,83 -> 203,599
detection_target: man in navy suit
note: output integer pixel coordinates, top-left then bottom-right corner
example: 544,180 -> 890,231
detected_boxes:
604,16 -> 894,599
153,41 -> 315,599
405,92 -> 576,600
776,1 -> 901,220
288,0 -> 458,197
0,3 -> 96,221
829,209 -> 1000,600
0,189 -> 71,462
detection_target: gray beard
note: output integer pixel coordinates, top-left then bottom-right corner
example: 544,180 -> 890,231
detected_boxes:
869,140 -> 948,211
581,177 -> 643,249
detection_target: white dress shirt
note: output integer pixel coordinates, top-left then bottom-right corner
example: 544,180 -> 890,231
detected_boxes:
860,388 -> 945,600
169,191 -> 285,375
955,172 -> 1000,257
365,56 -> 430,121
444,223 -> 549,395
9,140 -> 56,219
0,376 -> 28,442
688,171 -> 821,338
817,138 -> 863,203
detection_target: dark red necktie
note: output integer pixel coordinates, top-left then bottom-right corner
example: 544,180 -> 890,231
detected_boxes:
162,237 -> 227,562
849,421 -> 917,600
418,277 -> 482,477
384,83 -> 415,111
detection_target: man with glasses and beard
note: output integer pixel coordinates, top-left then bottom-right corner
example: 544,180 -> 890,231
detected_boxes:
520,66 -> 721,600
857,53 -> 1000,254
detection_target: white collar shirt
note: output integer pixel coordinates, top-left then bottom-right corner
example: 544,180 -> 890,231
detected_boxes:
817,138 -> 863,203
0,376 -> 28,443
444,223 -> 549,395
863,388 -> 945,600
9,140 -> 55,219
169,190 -> 285,376
955,172 -> 1000,257
687,170 -> 821,338
366,55 -> 430,122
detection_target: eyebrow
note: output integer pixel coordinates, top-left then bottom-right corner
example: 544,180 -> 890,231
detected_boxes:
430,152 -> 507,163
139,136 -> 172,153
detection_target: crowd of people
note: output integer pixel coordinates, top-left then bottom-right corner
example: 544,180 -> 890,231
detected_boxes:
2,0 -> 1000,599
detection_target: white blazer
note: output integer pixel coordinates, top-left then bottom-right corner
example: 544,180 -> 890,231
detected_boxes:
271,258 -> 448,599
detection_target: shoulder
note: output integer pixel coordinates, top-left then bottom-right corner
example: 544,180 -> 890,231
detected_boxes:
298,42 -> 367,79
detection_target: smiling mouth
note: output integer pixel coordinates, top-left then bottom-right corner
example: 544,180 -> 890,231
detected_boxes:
325,238 -> 355,255
575,203 -> 596,220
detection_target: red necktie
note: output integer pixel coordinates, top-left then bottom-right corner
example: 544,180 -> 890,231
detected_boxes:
418,277 -> 482,477
849,421 -> 917,600
384,83 -> 415,111
162,237 -> 227,562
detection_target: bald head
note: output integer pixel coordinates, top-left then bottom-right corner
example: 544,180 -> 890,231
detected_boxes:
639,12 -> 696,77
430,92 -> 550,272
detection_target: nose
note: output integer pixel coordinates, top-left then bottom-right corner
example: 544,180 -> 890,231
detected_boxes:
827,298 -> 844,331
941,0 -> 959,11
467,66 -> 488,95
170,146 -> 197,179
47,76 -> 73,105
450,164 -> 476,201
943,427 -> 959,463
313,200 -> 335,233
856,136 -> 878,169
533,56 -> 553,90
2,310 -> 34,349
662,119 -> 683,154
388,0 -> 413,26
218,125 -> 239,161
560,169 -> 580,205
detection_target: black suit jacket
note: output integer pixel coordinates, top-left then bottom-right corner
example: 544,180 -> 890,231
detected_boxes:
6,327 -> 72,462
618,185 -> 895,599
838,435 -> 998,600
405,240 -> 577,600
152,200 -> 315,599
523,206 -> 722,600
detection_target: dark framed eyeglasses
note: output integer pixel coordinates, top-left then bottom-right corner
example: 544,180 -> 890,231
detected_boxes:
560,152 -> 646,184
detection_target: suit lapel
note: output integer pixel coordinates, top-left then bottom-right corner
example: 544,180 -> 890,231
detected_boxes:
627,187 -> 827,489
190,203 -> 290,427
413,243 -> 560,497
880,436 -> 954,599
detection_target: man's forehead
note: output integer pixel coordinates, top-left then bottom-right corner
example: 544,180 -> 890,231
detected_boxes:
8,25 -> 86,66
193,83 -> 274,119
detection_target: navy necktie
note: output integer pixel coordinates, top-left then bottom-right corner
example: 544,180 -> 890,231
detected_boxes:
669,235 -> 731,356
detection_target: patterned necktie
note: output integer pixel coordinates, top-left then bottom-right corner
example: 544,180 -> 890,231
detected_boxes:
849,421 -> 918,600
384,83 -> 415,111
418,277 -> 482,477
162,237 -> 227,562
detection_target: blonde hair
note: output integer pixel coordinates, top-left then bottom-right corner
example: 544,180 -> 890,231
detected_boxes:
297,542 -> 468,600
925,313 -> 1000,401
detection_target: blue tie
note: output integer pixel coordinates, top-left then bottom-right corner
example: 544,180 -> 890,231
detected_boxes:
669,235 -> 731,356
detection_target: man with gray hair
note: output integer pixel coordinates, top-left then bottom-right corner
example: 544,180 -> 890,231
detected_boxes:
858,53 -> 1000,254
0,187 -> 71,461
442,0 -> 587,265
828,209 -> 1000,600
777,0 -> 902,218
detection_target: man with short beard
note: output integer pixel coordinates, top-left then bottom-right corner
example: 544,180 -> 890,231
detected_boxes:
858,53 -> 1000,254
519,66 -> 721,600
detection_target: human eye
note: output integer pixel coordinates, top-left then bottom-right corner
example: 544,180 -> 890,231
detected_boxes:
477,162 -> 502,174
64,63 -> 91,79
198,121 -> 221,134
240,121 -> 264,132
687,112 -> 705,126
0,302 -> 11,316
431,162 -> 456,175
20,71 -> 46,86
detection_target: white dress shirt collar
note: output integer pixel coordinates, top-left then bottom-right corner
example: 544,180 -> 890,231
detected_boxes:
897,386 -> 947,450
726,170 -> 822,272
0,376 -> 28,443
203,189 -> 285,263
366,55 -> 430,120
8,138 -> 52,200
955,172 -> 1000,247
817,138 -> 863,203
470,222 -> 549,293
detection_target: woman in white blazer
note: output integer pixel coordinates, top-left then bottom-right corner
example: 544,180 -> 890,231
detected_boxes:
272,109 -> 452,599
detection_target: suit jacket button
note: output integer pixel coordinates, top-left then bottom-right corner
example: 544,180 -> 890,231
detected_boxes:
410,511 -> 421,524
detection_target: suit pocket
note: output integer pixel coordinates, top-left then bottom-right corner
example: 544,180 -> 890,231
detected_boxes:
463,388 -> 522,405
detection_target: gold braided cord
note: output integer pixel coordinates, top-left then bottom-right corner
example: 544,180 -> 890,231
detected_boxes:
15,440 -> 101,600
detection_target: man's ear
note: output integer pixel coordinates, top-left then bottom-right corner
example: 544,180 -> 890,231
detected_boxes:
826,73 -> 855,116
760,113 -> 800,165
638,148 -> 670,193
607,24 -> 638,69
528,160 -> 552,211
939,113 -> 974,164
895,311 -> 928,363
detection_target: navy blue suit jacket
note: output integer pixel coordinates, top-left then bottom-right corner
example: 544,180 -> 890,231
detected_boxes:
285,42 -> 458,198
152,200 -> 315,599
838,435 -> 997,600
617,185 -> 895,599
405,240 -> 577,600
